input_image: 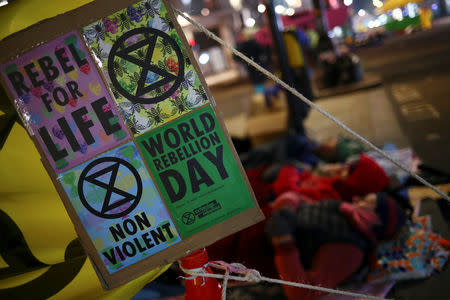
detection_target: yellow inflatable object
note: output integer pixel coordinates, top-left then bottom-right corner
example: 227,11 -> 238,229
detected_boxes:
0,0 -> 92,40
0,1 -> 170,298
0,123 -> 170,299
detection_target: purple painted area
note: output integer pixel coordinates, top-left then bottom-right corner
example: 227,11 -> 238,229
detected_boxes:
1,31 -> 130,173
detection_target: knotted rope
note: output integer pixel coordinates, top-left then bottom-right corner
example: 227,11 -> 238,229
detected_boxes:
179,260 -> 391,300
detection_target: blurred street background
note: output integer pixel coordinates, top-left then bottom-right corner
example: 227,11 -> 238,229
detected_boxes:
171,0 -> 450,174
163,2 -> 450,296
358,20 -> 450,173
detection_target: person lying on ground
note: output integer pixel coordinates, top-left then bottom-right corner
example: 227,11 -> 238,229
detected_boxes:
266,192 -> 406,300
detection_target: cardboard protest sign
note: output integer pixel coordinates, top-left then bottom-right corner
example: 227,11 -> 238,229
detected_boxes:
59,142 -> 181,274
0,0 -> 263,289
83,0 -> 208,135
137,105 -> 255,237
0,31 -> 130,172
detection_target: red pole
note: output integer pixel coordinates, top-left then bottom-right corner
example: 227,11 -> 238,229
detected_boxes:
180,248 -> 222,300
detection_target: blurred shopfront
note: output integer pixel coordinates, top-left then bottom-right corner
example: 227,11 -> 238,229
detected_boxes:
171,0 -> 243,86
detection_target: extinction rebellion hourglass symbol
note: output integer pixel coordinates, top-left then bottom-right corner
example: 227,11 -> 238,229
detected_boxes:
78,157 -> 143,219
108,27 -> 185,104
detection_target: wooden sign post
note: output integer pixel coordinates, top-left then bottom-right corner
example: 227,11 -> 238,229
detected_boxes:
0,0 -> 263,289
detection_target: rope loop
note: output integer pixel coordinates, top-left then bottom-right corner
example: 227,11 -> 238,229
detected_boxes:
179,260 -> 390,300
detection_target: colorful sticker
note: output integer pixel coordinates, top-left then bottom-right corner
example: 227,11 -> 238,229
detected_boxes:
83,0 -> 209,136
136,106 -> 255,237
59,142 -> 181,274
0,31 -> 130,173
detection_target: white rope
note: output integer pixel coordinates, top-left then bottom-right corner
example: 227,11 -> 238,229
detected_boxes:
174,8 -> 450,202
222,268 -> 230,300
179,262 -> 391,300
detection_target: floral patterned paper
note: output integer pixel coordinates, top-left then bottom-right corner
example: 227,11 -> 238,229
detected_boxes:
83,0 -> 209,136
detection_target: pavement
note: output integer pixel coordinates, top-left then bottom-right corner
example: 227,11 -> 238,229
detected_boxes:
313,72 -> 382,99
304,86 -> 410,148
357,22 -> 450,174
212,78 -> 410,151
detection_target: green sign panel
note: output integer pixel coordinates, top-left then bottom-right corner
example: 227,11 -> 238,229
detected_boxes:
137,105 -> 254,237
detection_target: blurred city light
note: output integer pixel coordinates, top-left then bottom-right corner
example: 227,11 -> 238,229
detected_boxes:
257,4 -> 266,13
378,14 -> 388,24
286,7 -> 295,16
358,9 -> 366,17
407,3 -> 416,18
229,0 -> 242,10
373,0 -> 383,8
286,0 -> 302,8
368,19 -> 381,29
329,0 -> 339,8
177,14 -> 190,27
199,52 -> 210,65
431,3 -> 438,10
245,17 -> 256,27
181,0 -> 191,6
0,0 -> 8,7
392,8 -> 403,21
333,26 -> 343,37
201,8 -> 210,16
343,0 -> 353,6
275,4 -> 286,14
